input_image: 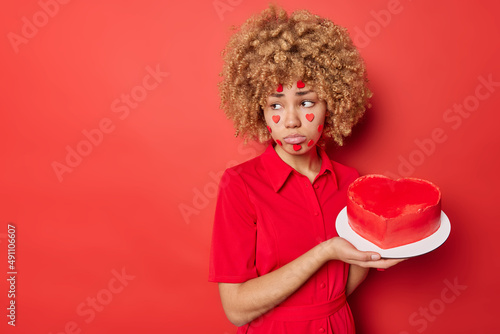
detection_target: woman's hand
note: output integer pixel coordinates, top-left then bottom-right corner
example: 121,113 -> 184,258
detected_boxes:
323,237 -> 406,269
218,236 -> 405,327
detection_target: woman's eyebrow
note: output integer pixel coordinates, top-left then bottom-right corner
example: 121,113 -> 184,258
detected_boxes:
269,91 -> 314,98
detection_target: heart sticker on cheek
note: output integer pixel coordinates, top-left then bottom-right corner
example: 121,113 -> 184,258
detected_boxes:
272,115 -> 280,124
276,139 -> 282,146
305,113 -> 315,122
267,126 -> 272,133
307,139 -> 314,147
318,124 -> 323,133
293,144 -> 302,151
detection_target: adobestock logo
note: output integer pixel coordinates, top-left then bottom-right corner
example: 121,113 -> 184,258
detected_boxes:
352,0 -> 410,49
47,267 -> 135,334
51,64 -> 169,183
213,0 -> 243,21
7,0 -> 72,54
178,142 -> 258,224
385,74 -> 499,179
399,277 -> 467,334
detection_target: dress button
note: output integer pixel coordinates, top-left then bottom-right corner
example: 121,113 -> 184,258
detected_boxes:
314,212 -> 319,216
314,184 -> 319,189
320,282 -> 326,289
319,327 -> 325,333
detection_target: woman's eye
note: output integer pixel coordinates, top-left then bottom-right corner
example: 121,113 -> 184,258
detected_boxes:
302,101 -> 314,107
271,104 -> 282,110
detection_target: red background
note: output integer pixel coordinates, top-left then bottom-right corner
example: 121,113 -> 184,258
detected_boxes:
1,0 -> 499,333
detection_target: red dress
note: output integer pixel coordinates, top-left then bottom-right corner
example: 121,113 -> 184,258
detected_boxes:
209,144 -> 359,333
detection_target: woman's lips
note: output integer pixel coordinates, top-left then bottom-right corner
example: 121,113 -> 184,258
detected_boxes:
283,134 -> 306,145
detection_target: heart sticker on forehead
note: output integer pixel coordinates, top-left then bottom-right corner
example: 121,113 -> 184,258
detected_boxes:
272,115 -> 280,124
306,113 -> 315,122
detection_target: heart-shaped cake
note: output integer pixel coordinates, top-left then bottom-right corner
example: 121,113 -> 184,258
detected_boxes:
347,175 -> 441,249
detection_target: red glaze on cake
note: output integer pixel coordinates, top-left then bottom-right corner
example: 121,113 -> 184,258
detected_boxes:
347,175 -> 441,249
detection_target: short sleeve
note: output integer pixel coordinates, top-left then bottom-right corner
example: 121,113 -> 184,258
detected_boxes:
208,168 -> 258,283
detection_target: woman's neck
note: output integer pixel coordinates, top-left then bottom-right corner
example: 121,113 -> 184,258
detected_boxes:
274,145 -> 322,183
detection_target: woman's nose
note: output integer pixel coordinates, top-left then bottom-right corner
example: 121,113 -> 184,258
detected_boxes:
284,109 -> 301,128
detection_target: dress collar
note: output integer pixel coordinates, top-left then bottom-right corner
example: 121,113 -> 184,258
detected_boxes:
261,143 -> 338,192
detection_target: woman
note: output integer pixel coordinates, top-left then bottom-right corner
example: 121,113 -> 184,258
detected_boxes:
209,5 -> 404,333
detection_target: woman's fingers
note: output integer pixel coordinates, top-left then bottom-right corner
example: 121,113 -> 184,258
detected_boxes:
332,237 -> 407,269
349,252 -> 381,263
352,257 -> 407,269
376,258 -> 407,268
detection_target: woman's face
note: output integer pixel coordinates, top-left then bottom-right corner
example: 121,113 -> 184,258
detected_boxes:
263,81 -> 326,156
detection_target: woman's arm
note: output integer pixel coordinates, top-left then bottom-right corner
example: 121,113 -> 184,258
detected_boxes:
346,265 -> 369,296
219,237 -> 403,327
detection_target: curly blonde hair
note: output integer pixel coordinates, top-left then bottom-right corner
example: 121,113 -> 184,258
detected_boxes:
218,4 -> 372,146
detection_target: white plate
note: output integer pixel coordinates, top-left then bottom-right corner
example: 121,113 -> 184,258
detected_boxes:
335,207 -> 451,258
